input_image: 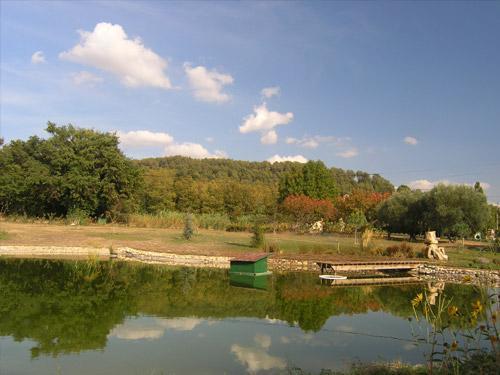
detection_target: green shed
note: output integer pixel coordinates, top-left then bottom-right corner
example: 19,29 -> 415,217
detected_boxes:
229,254 -> 271,276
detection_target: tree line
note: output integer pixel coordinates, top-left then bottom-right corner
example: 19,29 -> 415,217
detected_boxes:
0,124 -> 496,238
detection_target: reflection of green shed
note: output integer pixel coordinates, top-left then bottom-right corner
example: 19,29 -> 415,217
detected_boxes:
229,273 -> 269,290
229,254 -> 271,276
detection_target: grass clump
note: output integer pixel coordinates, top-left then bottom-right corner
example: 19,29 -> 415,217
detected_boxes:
0,230 -> 8,240
379,242 -> 423,258
183,213 -> 195,240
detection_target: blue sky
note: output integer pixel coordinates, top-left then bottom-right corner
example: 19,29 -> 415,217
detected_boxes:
1,1 -> 499,201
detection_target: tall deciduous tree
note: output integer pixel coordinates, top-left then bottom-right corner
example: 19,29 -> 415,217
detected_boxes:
279,161 -> 338,201
0,123 -> 140,219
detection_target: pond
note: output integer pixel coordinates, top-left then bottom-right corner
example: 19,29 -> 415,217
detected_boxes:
0,258 -> 495,374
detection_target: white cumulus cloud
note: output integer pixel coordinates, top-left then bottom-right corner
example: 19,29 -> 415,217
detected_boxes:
336,148 -> 358,158
31,51 -> 46,64
71,71 -> 103,86
184,64 -> 233,103
239,103 -> 293,145
117,130 -> 226,159
404,136 -> 418,145
267,154 -> 308,164
165,142 -> 227,159
117,130 -> 174,147
261,86 -> 280,99
60,22 -> 172,89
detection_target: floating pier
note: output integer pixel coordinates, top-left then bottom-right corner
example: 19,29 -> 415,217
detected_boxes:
316,260 -> 424,274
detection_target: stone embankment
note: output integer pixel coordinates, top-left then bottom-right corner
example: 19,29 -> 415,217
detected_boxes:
114,247 -> 231,269
1,245 -> 498,286
417,264 -> 500,287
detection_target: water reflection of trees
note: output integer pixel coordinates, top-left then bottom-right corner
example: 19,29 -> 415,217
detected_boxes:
0,259 -> 480,357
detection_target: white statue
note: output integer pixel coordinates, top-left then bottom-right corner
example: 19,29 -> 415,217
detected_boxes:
425,231 -> 448,261
309,219 -> 324,234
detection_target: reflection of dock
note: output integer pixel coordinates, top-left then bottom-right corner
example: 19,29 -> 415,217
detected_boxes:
316,260 -> 423,273
321,276 -> 422,287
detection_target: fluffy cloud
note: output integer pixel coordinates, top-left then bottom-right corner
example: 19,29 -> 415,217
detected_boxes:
336,148 -> 358,158
261,86 -> 280,99
267,154 -> 307,164
261,130 -> 277,145
117,130 -> 226,159
109,317 -> 207,341
408,179 -> 491,191
31,51 -> 46,64
239,103 -> 293,145
404,136 -> 418,145
60,22 -> 172,89
71,71 -> 103,86
231,334 -> 286,373
164,142 -> 227,159
286,135 -> 344,149
184,64 -> 233,103
117,130 -> 174,147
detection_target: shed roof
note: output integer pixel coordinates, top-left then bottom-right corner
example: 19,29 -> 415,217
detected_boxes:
231,254 -> 269,262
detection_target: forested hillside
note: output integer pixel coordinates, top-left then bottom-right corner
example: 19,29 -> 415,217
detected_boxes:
136,156 -> 395,194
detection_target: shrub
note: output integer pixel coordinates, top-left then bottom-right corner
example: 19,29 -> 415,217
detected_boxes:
251,222 -> 265,248
183,213 -> 195,240
382,242 -> 417,258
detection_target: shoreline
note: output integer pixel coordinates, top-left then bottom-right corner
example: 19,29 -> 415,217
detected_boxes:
1,245 -> 499,286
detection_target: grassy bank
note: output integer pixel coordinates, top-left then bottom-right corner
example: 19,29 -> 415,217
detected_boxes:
0,221 -> 498,269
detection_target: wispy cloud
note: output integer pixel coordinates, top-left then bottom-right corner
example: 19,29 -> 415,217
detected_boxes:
404,136 -> 418,145
261,86 -> 280,99
71,71 -> 103,86
286,135 -> 348,149
336,148 -> 358,158
60,22 -> 172,89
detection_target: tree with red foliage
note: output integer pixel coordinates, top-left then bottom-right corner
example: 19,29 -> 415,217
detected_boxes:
281,195 -> 337,226
335,189 -> 391,222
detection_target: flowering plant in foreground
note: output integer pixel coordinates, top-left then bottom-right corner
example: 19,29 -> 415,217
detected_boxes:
410,282 -> 499,374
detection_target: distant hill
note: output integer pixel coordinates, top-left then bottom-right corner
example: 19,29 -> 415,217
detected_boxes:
134,156 -> 394,194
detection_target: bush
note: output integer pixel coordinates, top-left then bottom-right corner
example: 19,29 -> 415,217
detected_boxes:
382,242 -> 419,258
183,213 -> 195,240
196,213 -> 231,230
66,208 -> 90,225
251,222 -> 265,248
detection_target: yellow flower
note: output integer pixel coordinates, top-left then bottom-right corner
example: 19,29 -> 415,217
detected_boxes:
472,300 -> 483,313
448,305 -> 459,317
412,293 -> 424,307
450,341 -> 458,351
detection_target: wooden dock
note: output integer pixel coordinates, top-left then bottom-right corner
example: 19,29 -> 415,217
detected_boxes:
316,260 -> 424,274
320,275 -> 422,287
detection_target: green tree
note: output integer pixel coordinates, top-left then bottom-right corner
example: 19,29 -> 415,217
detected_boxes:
0,123 -> 140,219
425,184 -> 489,240
376,190 -> 425,239
279,161 -> 338,201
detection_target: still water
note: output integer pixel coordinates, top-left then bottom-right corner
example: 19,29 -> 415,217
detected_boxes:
0,258 -> 490,374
